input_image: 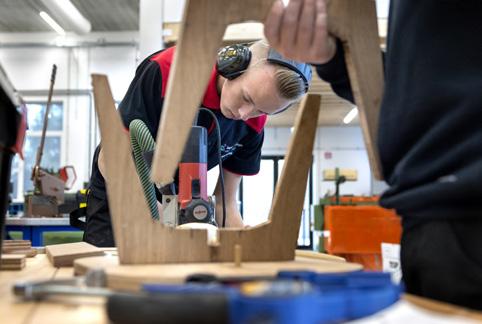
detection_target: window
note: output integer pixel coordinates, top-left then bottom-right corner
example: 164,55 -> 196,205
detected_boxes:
9,102 -> 64,201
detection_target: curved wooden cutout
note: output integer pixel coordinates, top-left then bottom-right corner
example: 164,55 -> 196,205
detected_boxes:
152,0 -> 384,185
92,72 -> 320,264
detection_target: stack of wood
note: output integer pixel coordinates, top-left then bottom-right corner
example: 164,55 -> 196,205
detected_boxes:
0,255 -> 26,270
2,240 -> 37,257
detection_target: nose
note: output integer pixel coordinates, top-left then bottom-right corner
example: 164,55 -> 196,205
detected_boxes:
238,104 -> 254,121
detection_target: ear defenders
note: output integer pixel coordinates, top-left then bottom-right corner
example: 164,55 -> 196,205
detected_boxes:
216,43 -> 312,93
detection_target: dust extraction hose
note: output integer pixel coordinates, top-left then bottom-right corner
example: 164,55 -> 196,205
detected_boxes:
129,119 -> 159,220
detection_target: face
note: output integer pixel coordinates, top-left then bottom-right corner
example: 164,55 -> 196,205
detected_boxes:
219,65 -> 293,121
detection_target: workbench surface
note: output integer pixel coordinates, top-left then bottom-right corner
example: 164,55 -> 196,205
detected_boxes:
0,254 -> 106,324
1,254 -> 481,324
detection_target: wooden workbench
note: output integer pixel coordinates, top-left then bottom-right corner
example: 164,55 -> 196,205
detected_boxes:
0,254 -> 106,324
2,254 -> 481,324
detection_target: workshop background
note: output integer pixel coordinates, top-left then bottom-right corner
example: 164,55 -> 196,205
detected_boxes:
1,0 -> 390,248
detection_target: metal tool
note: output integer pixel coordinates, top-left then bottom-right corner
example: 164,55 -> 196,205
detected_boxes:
13,269 -> 111,301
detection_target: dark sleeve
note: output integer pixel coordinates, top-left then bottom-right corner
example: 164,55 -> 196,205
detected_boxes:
314,38 -> 355,104
222,130 -> 264,176
314,39 -> 387,105
118,58 -> 164,137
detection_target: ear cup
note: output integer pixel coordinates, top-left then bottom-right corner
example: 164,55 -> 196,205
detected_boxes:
216,44 -> 252,80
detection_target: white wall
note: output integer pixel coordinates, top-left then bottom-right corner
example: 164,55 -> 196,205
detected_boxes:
263,126 -> 376,202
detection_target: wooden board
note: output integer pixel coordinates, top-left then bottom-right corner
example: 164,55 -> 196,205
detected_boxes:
327,0 -> 384,179
3,240 -> 32,250
46,242 -> 105,267
93,71 -> 321,264
3,241 -> 38,257
0,254 -> 26,270
3,249 -> 38,257
74,255 -> 362,291
295,250 -> 346,263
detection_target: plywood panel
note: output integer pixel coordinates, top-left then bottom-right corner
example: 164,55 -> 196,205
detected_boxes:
46,242 -> 105,267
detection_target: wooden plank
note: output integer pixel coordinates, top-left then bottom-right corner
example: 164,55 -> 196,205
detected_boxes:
265,94 -> 322,259
1,254 -> 26,270
3,249 -> 38,257
46,242 -> 105,267
295,250 -> 346,263
3,239 -> 31,246
3,240 -> 37,258
74,255 -> 361,291
327,0 -> 384,179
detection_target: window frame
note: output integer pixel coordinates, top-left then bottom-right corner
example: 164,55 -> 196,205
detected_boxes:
10,100 -> 67,202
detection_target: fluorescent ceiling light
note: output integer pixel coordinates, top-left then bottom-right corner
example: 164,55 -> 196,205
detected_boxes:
39,11 -> 66,36
343,107 -> 358,124
40,0 -> 91,35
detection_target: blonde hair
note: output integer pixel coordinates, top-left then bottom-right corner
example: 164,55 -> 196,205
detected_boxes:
249,40 -> 307,102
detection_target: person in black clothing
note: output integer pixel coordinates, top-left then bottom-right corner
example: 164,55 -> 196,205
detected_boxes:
264,0 -> 482,310
84,41 -> 312,247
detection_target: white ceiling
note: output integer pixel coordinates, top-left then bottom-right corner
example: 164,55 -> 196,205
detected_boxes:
0,0 -> 138,32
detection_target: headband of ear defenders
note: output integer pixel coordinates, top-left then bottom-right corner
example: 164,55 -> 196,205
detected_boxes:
216,44 -> 312,93
267,48 -> 312,93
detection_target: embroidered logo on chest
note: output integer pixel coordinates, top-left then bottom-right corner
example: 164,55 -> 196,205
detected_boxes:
220,143 -> 243,159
